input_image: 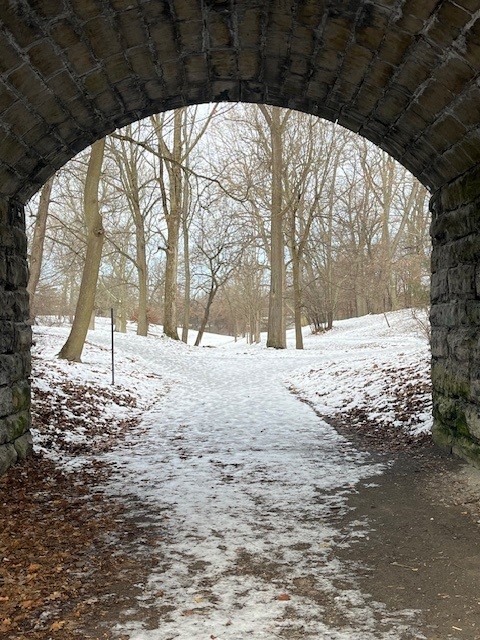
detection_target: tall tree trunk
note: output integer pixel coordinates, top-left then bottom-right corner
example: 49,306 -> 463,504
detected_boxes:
151,107 -> 217,340
27,175 -> 55,324
163,213 -> 180,339
292,254 -> 303,349
108,131 -> 150,337
117,252 -> 128,333
58,139 -> 106,361
254,310 -> 261,343
137,260 -> 148,336
117,302 -> 127,333
377,155 -> 397,312
181,206 -> 191,343
161,110 -> 183,340
263,107 -> 286,349
325,170 -> 336,330
132,199 -> 149,336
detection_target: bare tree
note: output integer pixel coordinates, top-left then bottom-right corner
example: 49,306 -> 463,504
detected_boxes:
228,252 -> 267,343
127,106 -> 220,340
282,115 -> 346,345
180,147 -> 194,344
27,175 -> 55,324
107,126 -> 157,335
30,105 -> 431,343
58,139 -> 106,361
258,106 -> 292,349
192,203 -> 246,346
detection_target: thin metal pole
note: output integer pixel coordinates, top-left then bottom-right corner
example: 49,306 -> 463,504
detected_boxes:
111,307 -> 115,385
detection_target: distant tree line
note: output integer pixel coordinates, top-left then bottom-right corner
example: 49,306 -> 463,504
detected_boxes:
26,104 -> 430,359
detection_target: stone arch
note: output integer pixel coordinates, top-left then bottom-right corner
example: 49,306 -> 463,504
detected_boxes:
1,0 -> 480,472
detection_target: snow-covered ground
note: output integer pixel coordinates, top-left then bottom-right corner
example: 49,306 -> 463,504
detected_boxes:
31,310 -> 431,639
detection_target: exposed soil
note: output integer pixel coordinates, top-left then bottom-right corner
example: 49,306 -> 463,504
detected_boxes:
330,420 -> 480,640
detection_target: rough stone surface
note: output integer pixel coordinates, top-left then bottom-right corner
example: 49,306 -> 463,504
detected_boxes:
0,200 -> 31,474
0,410 -> 30,445
13,430 -> 33,460
1,2 -> 480,472
0,443 -> 18,476
431,165 -> 480,467
0,1 -> 478,201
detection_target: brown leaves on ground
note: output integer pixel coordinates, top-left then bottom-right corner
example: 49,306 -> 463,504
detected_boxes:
276,593 -> 291,601
0,456 -> 158,640
332,406 -> 431,453
295,360 -> 432,454
32,358 -> 140,457
331,362 -> 432,453
0,344 -> 169,638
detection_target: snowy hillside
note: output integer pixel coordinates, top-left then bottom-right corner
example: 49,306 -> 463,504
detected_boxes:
288,311 -> 432,444
32,309 -> 432,463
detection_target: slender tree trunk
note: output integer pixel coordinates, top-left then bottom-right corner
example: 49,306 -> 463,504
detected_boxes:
108,132 -> 150,337
325,190 -> 335,331
255,310 -> 261,343
151,107 -> 216,340
162,110 -> 183,340
117,253 -> 128,333
117,304 -> 127,333
137,263 -> 148,335
379,155 -> 397,311
132,199 -> 149,336
58,139 -> 106,361
325,246 -> 334,330
163,214 -> 180,339
264,108 -> 286,349
248,315 -> 254,344
287,200 -> 308,349
27,175 -> 54,324
292,254 -> 303,349
194,285 -> 217,347
181,212 -> 191,343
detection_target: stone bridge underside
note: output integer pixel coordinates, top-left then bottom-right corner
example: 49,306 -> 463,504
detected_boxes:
1,0 -> 480,473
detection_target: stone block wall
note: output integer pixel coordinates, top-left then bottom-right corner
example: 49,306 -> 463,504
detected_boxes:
0,199 -> 32,475
431,166 -> 480,466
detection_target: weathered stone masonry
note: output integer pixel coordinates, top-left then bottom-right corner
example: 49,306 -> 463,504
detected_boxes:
0,200 -> 32,474
431,168 -> 480,466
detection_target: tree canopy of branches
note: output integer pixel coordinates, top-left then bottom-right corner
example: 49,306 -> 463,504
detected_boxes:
27,104 -> 431,348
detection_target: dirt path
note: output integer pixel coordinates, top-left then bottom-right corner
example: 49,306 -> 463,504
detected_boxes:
333,445 -> 480,640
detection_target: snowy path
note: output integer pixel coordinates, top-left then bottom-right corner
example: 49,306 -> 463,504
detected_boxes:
81,324 -> 426,640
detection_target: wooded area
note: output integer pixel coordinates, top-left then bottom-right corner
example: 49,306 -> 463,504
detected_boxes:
26,104 -> 430,357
